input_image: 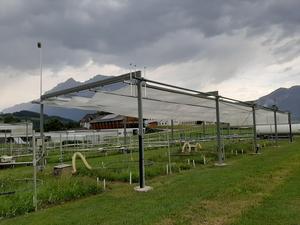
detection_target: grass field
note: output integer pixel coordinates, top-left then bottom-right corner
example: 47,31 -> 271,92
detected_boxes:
0,138 -> 299,225
0,125 -> 257,219
0,136 -> 249,218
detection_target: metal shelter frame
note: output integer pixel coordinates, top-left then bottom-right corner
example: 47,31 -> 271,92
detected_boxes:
39,71 -> 293,189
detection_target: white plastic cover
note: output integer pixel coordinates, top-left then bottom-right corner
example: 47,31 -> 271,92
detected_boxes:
43,84 -> 288,126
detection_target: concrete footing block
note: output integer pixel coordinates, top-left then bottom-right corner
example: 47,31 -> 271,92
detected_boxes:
134,186 -> 153,192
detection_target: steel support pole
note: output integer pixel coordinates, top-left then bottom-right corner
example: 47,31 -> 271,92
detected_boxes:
4,130 -> 6,150
171,119 -> 174,146
123,117 -> 127,147
288,112 -> 293,143
26,121 -> 29,151
40,103 -> 45,168
10,134 -> 12,156
137,80 -> 145,188
60,133 -> 63,164
273,106 -> 278,146
167,130 -> 172,174
215,95 -> 223,164
32,131 -> 37,211
252,105 -> 258,153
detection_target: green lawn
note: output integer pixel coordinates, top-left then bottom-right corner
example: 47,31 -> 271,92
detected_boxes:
1,139 -> 299,225
233,159 -> 300,225
0,137 -> 249,218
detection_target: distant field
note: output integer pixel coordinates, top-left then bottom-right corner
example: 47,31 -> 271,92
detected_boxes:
1,138 -> 299,225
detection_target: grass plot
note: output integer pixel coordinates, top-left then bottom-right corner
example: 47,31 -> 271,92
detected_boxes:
1,139 -> 299,225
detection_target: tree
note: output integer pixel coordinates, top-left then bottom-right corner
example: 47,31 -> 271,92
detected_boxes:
44,118 -> 64,131
3,114 -> 21,123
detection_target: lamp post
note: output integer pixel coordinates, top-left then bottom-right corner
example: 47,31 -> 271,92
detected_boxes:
37,42 -> 42,97
37,42 -> 45,169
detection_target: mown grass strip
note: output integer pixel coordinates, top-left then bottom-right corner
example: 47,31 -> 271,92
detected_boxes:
1,141 -> 299,225
233,162 -> 300,225
157,152 -> 300,225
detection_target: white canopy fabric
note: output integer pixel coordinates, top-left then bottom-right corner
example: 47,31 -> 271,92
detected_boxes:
43,84 -> 289,126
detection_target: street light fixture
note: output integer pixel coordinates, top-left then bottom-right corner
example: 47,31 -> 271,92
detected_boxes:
37,42 -> 42,97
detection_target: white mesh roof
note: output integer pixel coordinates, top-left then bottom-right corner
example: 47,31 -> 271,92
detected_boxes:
43,82 -> 289,126
256,108 -> 288,125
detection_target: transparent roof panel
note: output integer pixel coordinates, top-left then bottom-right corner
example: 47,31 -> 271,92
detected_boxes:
43,81 -> 289,126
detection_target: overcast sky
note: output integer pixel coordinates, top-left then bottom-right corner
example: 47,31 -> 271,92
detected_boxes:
0,0 -> 300,111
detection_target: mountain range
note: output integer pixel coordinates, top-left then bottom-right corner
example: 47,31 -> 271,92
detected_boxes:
2,75 -> 300,122
257,86 -> 300,122
0,110 -> 79,131
2,75 -> 124,121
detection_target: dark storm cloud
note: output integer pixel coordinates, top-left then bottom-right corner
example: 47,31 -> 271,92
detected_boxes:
0,0 -> 300,71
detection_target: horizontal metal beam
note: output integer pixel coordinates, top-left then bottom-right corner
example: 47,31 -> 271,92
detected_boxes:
143,77 -> 290,114
204,91 -> 218,96
255,104 -> 287,114
136,77 -> 215,97
146,84 -> 250,111
146,84 -> 215,101
0,162 -> 33,166
220,96 -> 253,107
245,101 -> 287,114
140,77 -> 292,114
41,71 -> 141,100
139,77 -> 257,108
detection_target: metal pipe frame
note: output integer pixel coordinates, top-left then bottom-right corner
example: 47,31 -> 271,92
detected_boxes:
26,120 -> 29,151
145,83 -> 270,114
36,70 -> 294,185
39,103 -> 45,169
288,112 -> 293,142
252,105 -> 258,153
139,78 -> 290,114
273,105 -> 278,146
123,116 -> 127,147
137,77 -> 218,98
256,104 -> 288,114
171,119 -> 174,145
144,84 -> 253,116
143,83 -> 215,101
137,79 -> 145,188
215,94 -> 223,164
40,70 -> 289,117
41,71 -> 141,100
32,131 -> 37,211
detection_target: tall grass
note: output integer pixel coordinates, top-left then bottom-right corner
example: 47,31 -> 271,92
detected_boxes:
0,176 -> 102,219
